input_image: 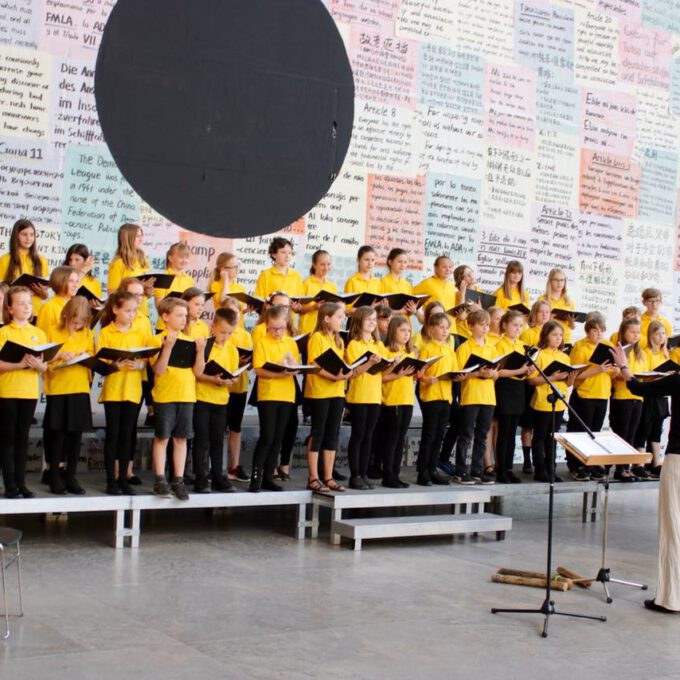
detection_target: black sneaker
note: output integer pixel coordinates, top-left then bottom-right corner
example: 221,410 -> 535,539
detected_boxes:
106,483 -> 123,496
212,476 -> 235,492
65,479 -> 86,495
17,485 -> 33,498
570,469 -> 590,482
194,477 -> 211,494
118,479 -> 136,496
505,471 -> 522,484
475,472 -> 496,485
430,472 -> 450,486
650,466 -> 662,479
228,465 -> 249,482
590,466 -> 606,480
261,480 -> 283,491
349,476 -> 369,490
632,465 -> 651,479
171,480 -> 190,501
453,473 -> 476,485
361,476 -> 375,490
4,486 -> 21,499
153,480 -> 172,498
128,475 -> 143,486
417,473 -> 433,487
396,479 -> 410,488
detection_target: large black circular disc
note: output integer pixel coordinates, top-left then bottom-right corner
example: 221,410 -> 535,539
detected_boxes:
94,0 -> 354,238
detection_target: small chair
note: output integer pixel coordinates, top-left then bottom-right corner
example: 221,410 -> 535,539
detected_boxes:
0,528 -> 24,639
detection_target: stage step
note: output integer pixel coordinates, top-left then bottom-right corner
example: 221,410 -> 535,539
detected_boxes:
333,513 -> 513,550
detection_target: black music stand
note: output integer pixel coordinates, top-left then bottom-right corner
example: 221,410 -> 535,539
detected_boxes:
491,351 -> 607,637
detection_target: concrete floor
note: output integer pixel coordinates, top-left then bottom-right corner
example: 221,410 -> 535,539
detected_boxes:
0,489 -> 677,680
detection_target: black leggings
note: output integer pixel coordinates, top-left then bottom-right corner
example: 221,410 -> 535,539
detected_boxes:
566,394 -> 607,471
47,431 -> 83,481
0,398 -> 36,491
253,401 -> 294,483
495,413 -> 521,474
104,401 -> 138,486
418,400 -> 450,474
381,404 -> 413,483
193,401 -> 227,479
439,388 -> 460,462
610,399 -> 643,472
347,403 -> 380,478
532,409 -> 564,475
308,397 -> 344,452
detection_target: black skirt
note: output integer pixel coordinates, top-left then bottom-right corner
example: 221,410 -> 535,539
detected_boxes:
495,378 -> 527,416
44,393 -> 93,432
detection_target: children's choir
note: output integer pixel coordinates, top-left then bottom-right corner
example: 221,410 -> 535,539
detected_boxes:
0,219 -> 675,500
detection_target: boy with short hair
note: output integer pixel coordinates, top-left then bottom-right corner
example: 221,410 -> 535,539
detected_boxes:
640,288 -> 672,348
193,308 -> 240,493
454,309 -> 499,485
150,298 -> 205,500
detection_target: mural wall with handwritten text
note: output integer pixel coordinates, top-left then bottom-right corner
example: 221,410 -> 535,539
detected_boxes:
1,0 -> 680,332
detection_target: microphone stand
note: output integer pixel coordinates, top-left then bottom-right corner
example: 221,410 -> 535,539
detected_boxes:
491,349 -> 607,638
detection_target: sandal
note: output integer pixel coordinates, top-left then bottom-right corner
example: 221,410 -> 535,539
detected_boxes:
307,478 -> 329,492
324,478 -> 346,492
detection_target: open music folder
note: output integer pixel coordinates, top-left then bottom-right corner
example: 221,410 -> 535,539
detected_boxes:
554,432 -> 652,467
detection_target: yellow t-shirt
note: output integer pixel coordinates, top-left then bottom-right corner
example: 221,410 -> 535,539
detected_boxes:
456,336 -> 498,406
419,338 -> 457,403
538,293 -> 574,344
79,275 -> 103,301
640,313 -> 672,349
209,279 -> 247,328
97,322 -> 152,403
413,275 -> 458,330
380,272 -> 412,296
0,321 -> 47,399
253,334 -> 300,403
186,319 -> 210,340
645,346 -> 669,370
149,331 -> 196,403
44,326 -> 95,396
496,335 -> 528,381
36,295 -> 69,336
305,331 -> 346,399
493,286 -> 530,312
196,339 -> 239,406
346,337 -> 384,405
571,338 -> 614,400
456,319 -> 471,340
344,272 -> 381,295
671,347 -> 680,366
530,347 -> 570,412
520,326 -> 542,348
107,256 -> 149,316
155,269 -> 195,331
254,266 -> 303,300
298,276 -> 338,336
0,251 -> 49,315
382,346 -> 415,406
251,322 -> 267,345
228,326 -> 252,394
612,349 -> 649,401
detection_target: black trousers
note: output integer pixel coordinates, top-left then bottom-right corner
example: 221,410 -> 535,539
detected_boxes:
531,409 -> 564,475
455,404 -> 494,476
368,407 -> 386,473
253,401 -> 294,483
495,413 -> 521,474
279,404 -> 298,467
566,393 -> 607,471
439,388 -> 460,462
104,401 -> 138,486
0,398 -> 37,491
193,401 -> 227,480
418,400 -> 450,474
610,399 -> 643,471
347,403 -> 380,478
381,404 -> 413,483
308,397 -> 344,452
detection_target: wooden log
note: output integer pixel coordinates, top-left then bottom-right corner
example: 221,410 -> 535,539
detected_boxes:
497,567 -> 547,579
491,574 -> 571,591
557,566 -> 593,588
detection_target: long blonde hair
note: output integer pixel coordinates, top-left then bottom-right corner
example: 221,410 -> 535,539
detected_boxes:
115,224 -> 148,269
647,320 -> 669,358
59,296 -> 91,331
348,306 -> 379,343
546,268 -> 573,307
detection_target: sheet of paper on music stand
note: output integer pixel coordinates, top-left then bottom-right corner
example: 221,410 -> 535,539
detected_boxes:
555,432 -> 652,466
